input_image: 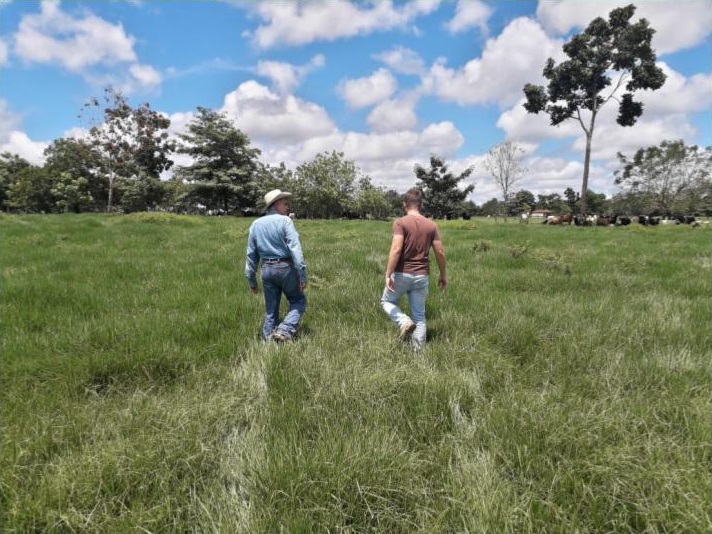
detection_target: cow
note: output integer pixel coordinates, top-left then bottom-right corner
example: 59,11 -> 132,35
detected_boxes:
596,215 -> 615,226
560,213 -> 575,225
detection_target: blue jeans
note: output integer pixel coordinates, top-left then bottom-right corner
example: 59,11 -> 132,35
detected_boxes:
380,273 -> 429,347
261,262 -> 307,340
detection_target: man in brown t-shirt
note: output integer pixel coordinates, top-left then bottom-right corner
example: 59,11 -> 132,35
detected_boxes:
381,188 -> 447,349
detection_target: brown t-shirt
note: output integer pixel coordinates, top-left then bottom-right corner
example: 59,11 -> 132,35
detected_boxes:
393,214 -> 441,275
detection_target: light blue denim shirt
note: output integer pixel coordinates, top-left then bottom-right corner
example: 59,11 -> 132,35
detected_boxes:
244,209 -> 307,288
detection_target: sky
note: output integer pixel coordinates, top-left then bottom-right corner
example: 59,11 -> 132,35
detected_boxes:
0,0 -> 710,205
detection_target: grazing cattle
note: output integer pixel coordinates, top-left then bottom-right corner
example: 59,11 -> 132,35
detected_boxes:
596,215 -> 614,226
691,220 -> 710,228
520,212 -> 530,224
660,218 -> 680,225
678,215 -> 696,224
615,216 -> 631,226
545,215 -> 562,225
560,213 -> 574,225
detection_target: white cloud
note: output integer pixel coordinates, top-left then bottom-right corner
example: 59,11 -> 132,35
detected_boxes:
0,99 -> 22,143
536,1 -> 712,55
0,131 -> 48,165
574,113 -> 699,162
423,17 -> 564,107
339,68 -> 398,108
221,80 -> 336,145
374,46 -> 425,76
638,63 -> 712,116
12,0 -> 161,91
247,0 -> 440,49
496,98 -> 580,142
446,0 -> 492,34
0,38 -> 8,65
367,97 -> 418,133
256,54 -> 325,94
128,64 -> 161,88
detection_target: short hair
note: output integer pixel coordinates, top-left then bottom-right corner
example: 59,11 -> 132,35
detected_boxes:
403,188 -> 423,208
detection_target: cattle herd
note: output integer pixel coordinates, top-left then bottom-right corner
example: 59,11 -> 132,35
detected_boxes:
527,213 -> 708,227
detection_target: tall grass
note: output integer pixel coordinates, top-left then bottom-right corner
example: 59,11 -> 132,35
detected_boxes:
2,213 -> 710,533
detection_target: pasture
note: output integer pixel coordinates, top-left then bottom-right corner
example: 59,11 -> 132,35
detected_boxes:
2,213 -> 710,533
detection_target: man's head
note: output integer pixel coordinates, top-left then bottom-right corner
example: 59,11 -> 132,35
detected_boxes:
264,189 -> 292,214
403,188 -> 423,210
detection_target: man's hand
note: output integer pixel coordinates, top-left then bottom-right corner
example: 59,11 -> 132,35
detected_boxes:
438,275 -> 448,290
300,281 -> 307,291
249,285 -> 259,294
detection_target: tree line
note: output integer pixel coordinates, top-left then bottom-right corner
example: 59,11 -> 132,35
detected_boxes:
1,3 -> 710,219
0,87 -> 708,219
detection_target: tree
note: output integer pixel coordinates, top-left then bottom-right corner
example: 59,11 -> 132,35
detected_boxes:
354,176 -> 389,219
480,197 -> 501,217
536,192 -> 565,212
523,4 -> 666,214
513,189 -> 536,215
484,140 -> 527,219
44,137 -> 105,211
6,165 -> 55,213
51,172 -> 93,213
614,139 -> 711,215
175,107 -> 261,213
583,190 -> 609,214
414,156 -> 474,219
295,151 -> 358,218
82,87 -> 174,211
0,152 -> 32,211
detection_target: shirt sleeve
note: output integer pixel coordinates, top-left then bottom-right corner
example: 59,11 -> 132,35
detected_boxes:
244,226 -> 259,288
284,218 -> 308,284
393,219 -> 404,236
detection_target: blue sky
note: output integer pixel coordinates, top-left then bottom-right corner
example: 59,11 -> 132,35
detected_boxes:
0,0 -> 710,204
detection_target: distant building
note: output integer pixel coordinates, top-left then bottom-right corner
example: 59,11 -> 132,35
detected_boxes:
530,210 -> 552,219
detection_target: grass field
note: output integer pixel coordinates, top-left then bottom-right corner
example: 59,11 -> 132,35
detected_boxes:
2,212 -> 710,533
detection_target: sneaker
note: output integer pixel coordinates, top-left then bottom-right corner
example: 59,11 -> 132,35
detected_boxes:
272,330 -> 292,342
398,319 -> 416,340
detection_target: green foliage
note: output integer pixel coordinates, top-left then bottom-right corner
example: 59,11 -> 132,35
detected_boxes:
615,139 -> 712,214
51,172 -> 93,213
82,87 -> 175,211
414,155 -> 474,219
0,152 -> 32,209
175,107 -> 261,212
5,165 -> 55,213
294,151 -> 359,218
44,137 -> 106,211
522,4 -> 666,212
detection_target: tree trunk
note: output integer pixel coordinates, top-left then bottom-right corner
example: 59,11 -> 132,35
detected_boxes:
107,168 -> 114,212
580,132 -> 593,215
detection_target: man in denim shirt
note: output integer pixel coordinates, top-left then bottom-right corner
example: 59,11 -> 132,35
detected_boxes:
245,190 -> 307,342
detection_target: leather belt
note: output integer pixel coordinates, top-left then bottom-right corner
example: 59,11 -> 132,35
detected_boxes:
263,257 -> 292,264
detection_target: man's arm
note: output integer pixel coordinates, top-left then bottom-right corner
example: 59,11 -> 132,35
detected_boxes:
384,234 -> 404,292
284,218 -> 308,289
245,230 -> 259,293
432,238 -> 447,289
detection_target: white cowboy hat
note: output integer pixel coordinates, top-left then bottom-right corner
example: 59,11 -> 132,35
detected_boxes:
264,189 -> 292,209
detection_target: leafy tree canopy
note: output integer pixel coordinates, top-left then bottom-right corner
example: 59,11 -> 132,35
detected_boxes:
523,4 -> 665,213
614,139 -> 711,215
414,156 -> 474,219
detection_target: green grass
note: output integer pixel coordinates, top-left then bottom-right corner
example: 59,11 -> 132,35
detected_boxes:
2,213 -> 710,533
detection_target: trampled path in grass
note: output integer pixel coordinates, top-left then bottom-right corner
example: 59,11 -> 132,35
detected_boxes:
2,213 -> 710,533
